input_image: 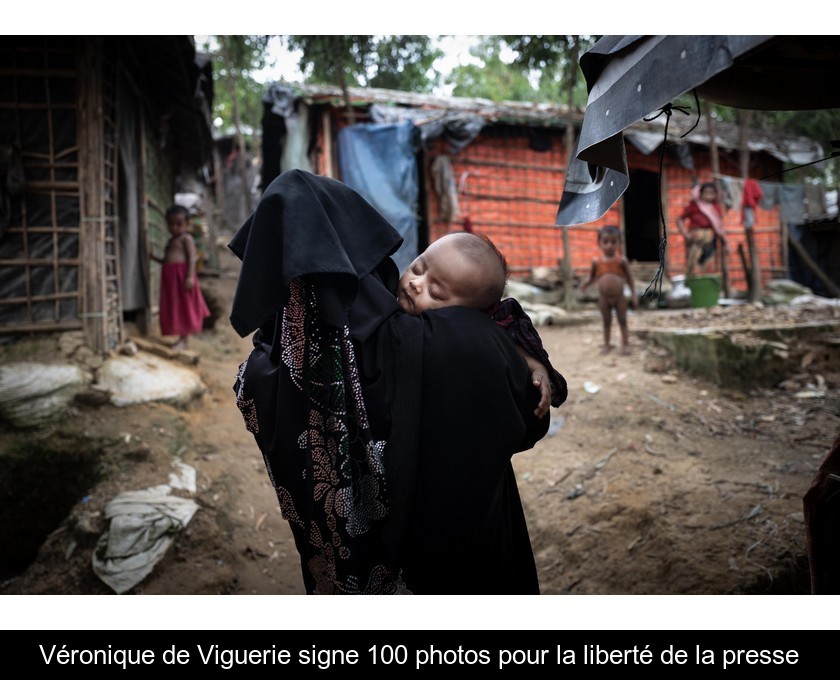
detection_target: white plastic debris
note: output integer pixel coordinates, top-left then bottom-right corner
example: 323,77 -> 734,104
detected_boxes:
96,352 -> 205,407
0,361 -> 91,428
547,415 -> 565,436
168,461 -> 197,493
91,484 -> 199,594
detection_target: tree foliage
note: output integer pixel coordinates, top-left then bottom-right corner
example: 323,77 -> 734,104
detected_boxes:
447,39 -> 537,101
198,35 -> 268,134
444,35 -> 597,105
497,35 -> 597,106
670,92 -> 840,183
758,109 -> 840,183
282,35 -> 443,93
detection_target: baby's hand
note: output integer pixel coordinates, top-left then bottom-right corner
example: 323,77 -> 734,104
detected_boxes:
516,345 -> 551,418
531,368 -> 551,418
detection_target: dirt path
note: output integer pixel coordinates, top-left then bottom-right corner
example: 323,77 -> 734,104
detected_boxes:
3,237 -> 839,602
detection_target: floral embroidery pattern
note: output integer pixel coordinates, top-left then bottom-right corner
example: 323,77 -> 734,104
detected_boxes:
234,360 -> 258,435
238,278 -> 406,594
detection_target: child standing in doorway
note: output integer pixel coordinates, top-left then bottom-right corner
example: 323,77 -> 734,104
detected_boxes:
151,205 -> 210,350
582,225 -> 637,355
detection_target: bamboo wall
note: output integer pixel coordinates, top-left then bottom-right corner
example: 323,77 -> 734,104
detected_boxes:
0,36 -> 194,352
424,125 -> 787,295
0,37 -> 85,333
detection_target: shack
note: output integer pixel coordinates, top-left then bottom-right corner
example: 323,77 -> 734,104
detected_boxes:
259,81 -> 831,294
0,36 -> 214,353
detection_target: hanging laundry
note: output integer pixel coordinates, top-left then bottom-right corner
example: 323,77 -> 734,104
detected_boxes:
741,178 -> 764,228
804,185 -> 828,220
758,181 -> 780,210
779,184 -> 807,225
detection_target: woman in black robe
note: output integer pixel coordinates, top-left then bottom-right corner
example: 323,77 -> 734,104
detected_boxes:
228,169 -> 565,594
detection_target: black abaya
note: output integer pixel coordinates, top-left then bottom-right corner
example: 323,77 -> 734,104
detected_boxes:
229,169 -> 561,594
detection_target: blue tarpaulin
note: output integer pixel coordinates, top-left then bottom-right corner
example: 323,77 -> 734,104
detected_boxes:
337,120 -> 420,274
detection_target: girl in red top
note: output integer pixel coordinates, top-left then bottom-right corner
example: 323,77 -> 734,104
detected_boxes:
582,225 -> 637,355
676,181 -> 727,277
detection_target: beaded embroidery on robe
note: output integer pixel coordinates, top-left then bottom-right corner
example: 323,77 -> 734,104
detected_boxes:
235,278 -> 408,594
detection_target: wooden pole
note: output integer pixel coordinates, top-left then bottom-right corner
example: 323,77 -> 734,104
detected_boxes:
738,110 -> 761,302
561,40 -> 580,311
220,37 -> 254,220
80,37 -> 107,355
705,108 -> 730,297
737,242 -> 753,298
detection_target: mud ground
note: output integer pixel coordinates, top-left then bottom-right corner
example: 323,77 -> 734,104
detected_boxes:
2,239 -> 839,629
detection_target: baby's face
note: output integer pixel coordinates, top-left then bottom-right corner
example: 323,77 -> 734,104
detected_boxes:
397,238 -> 484,315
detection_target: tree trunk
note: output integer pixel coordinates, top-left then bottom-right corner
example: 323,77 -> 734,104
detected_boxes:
705,108 -> 730,298
738,109 -> 761,302
220,37 -> 254,219
331,36 -> 356,125
561,39 -> 580,311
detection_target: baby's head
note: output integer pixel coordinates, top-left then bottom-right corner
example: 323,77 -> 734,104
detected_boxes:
397,232 -> 508,315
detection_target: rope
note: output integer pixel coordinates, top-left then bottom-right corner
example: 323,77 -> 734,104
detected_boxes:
760,143 -> 840,180
641,90 -> 701,302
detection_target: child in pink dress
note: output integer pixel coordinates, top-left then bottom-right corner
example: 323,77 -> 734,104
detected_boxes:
152,205 -> 210,350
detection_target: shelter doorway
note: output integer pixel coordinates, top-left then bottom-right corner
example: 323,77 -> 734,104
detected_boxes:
622,169 -> 661,263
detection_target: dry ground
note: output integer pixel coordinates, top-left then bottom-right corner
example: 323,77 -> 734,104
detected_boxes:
2,241 -> 839,606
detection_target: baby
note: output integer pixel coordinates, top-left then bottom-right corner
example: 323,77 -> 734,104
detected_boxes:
398,231 -> 563,417
397,231 -> 505,315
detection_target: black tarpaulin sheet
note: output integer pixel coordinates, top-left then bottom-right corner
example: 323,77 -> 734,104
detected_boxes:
555,35 -> 840,227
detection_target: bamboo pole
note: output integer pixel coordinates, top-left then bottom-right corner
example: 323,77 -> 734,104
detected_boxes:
80,37 -> 107,355
738,110 -> 761,301
560,40 -> 580,312
705,109 -> 730,298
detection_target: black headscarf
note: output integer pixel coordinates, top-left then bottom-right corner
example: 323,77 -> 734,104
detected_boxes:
229,169 -> 403,336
